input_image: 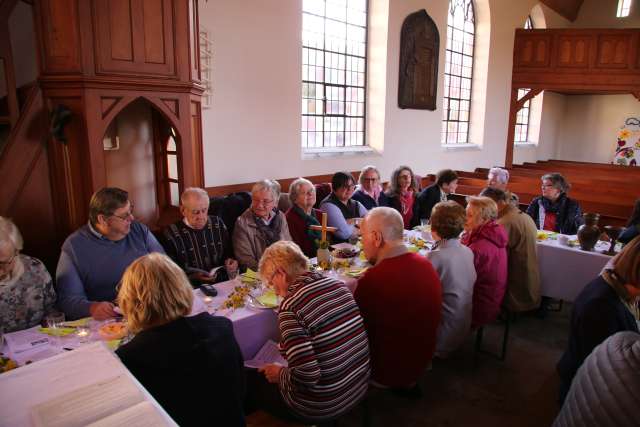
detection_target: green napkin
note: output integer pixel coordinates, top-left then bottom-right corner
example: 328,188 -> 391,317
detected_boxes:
407,245 -> 420,253
241,268 -> 261,284
62,317 -> 91,327
256,290 -> 278,308
38,327 -> 76,337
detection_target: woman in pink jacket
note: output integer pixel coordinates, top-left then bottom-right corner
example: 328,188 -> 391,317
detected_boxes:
461,196 -> 508,329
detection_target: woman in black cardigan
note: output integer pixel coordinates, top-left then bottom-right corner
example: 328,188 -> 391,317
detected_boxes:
116,253 -> 246,427
526,173 -> 583,235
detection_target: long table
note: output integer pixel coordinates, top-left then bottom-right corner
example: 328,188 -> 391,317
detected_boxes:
536,238 -> 613,302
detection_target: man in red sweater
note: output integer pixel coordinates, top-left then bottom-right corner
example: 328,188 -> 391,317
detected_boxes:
355,207 -> 442,395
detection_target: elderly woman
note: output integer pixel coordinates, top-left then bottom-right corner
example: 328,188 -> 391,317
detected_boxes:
557,235 -> 640,403
115,253 -> 245,427
351,165 -> 388,210
319,172 -> 367,243
461,197 -> 508,329
0,217 -> 56,333
386,165 -> 420,229
285,178 -> 322,257
416,169 -> 459,223
427,202 -> 476,358
480,187 -> 541,313
233,179 -> 292,270
526,173 -> 583,235
250,241 -> 370,423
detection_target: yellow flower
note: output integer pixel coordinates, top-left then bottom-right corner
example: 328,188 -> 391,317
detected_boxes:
618,129 -> 631,140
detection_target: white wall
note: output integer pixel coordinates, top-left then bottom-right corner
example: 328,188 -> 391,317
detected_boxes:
556,94 -> 640,163
575,0 -> 640,27
198,0 -> 540,187
104,100 -> 158,224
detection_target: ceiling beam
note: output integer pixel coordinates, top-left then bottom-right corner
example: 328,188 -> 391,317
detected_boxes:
540,0 -> 584,21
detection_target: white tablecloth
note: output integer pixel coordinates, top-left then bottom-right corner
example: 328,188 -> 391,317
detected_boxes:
536,238 -> 613,302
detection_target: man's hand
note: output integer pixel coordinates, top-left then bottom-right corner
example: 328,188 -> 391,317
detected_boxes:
89,302 -> 118,320
189,271 -> 216,283
259,364 -> 283,384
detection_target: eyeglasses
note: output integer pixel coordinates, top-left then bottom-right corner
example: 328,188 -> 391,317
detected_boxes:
0,251 -> 17,267
253,198 -> 275,206
110,210 -> 134,222
362,178 -> 378,182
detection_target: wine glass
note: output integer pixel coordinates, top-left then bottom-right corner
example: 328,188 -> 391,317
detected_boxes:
603,226 -> 624,255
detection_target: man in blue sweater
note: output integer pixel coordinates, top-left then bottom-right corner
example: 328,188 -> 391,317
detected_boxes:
56,188 -> 164,320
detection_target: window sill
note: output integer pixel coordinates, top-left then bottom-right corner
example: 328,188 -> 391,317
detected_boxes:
514,142 -> 538,147
302,146 -> 380,159
441,143 -> 481,151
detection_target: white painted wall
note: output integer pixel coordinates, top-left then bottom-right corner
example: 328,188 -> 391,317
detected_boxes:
575,0 -> 640,28
198,0 -> 541,187
556,94 -> 640,163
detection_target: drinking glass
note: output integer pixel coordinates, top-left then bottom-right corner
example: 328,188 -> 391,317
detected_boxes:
227,266 -> 238,281
44,312 -> 65,350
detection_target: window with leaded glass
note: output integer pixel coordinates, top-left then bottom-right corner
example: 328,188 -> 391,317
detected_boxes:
617,0 -> 632,18
441,0 -> 475,145
525,15 -> 534,29
301,0 -> 368,149
515,88 -> 532,143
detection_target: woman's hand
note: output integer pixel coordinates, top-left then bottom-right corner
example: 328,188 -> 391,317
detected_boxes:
259,364 -> 283,384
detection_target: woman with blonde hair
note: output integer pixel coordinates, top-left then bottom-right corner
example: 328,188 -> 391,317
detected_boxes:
247,241 -> 370,423
462,197 -> 508,328
116,253 -> 245,427
557,235 -> 640,403
352,165 -> 388,210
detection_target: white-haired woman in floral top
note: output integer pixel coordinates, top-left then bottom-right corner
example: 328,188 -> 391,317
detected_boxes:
0,217 -> 56,332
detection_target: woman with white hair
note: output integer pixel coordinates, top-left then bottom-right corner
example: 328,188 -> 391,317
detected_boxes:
116,253 -> 245,426
233,180 -> 292,270
248,241 -> 370,423
352,165 -> 388,210
462,197 -> 508,329
0,217 -> 56,332
285,178 -> 322,257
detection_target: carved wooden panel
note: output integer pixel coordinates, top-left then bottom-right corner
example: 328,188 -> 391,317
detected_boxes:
93,0 -> 176,77
596,35 -> 631,69
398,10 -> 439,110
556,35 -> 590,69
188,0 -> 200,82
38,0 -> 82,72
514,35 -> 551,68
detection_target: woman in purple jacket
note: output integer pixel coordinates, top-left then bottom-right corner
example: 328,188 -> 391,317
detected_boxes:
461,196 -> 508,329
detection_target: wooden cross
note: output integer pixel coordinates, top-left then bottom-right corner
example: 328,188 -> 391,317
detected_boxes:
309,212 -> 337,243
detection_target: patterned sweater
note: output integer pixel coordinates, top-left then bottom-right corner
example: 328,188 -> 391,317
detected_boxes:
277,272 -> 370,421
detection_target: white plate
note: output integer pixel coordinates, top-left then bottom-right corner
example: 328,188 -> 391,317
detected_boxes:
246,295 -> 278,310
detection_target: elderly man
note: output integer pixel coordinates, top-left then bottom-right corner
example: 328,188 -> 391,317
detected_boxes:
233,180 -> 291,271
480,187 -> 541,313
162,187 -> 238,286
56,188 -> 164,320
355,207 -> 442,395
487,167 -> 509,191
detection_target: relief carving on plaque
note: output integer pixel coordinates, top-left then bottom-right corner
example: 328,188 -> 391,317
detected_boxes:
398,10 -> 440,110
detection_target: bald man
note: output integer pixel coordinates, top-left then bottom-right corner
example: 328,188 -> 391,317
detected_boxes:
355,207 -> 442,395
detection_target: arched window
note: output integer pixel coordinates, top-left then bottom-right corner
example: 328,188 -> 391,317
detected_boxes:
617,0 -> 632,17
301,0 -> 368,149
525,15 -> 534,29
442,0 -> 475,145
516,16 -> 534,144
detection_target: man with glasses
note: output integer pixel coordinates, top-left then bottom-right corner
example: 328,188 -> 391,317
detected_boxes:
162,187 -> 238,286
232,180 -> 291,270
56,187 -> 164,320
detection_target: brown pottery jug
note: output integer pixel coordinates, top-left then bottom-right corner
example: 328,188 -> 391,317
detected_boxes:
577,213 -> 600,251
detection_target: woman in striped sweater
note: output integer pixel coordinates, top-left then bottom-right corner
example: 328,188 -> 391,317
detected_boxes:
253,241 -> 371,423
